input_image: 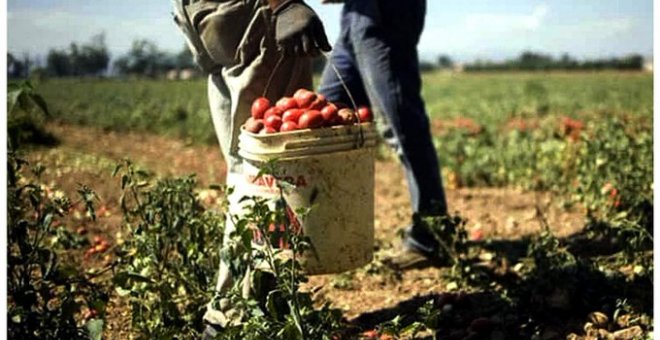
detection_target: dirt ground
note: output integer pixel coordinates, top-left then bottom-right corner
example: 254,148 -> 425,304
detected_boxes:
25,122 -> 586,338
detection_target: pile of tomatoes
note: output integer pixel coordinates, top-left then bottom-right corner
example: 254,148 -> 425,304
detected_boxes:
244,88 -> 372,134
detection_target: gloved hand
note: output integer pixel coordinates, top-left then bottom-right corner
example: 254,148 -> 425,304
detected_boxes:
320,0 -> 344,3
273,0 -> 332,56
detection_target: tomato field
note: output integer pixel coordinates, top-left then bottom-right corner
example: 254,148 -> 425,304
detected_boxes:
7,71 -> 653,339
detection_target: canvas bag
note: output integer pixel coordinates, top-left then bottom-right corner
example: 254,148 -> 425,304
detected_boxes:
172,0 -> 253,73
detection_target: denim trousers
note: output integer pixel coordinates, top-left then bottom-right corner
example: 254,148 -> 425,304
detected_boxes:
318,0 -> 447,253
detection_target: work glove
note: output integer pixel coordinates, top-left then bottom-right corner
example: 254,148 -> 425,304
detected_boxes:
273,0 -> 332,56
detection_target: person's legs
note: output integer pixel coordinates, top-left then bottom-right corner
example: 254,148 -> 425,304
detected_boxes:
337,0 -> 447,255
318,5 -> 370,107
377,0 -> 448,253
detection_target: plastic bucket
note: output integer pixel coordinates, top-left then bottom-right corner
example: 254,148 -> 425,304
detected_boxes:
233,123 -> 377,274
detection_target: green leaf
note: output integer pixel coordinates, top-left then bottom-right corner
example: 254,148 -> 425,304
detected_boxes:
30,93 -> 50,116
113,271 -> 154,286
266,291 -> 282,320
115,287 -> 133,297
85,319 -> 104,340
7,88 -> 22,114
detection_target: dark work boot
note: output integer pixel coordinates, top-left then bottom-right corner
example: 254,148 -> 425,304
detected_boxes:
383,214 -> 459,270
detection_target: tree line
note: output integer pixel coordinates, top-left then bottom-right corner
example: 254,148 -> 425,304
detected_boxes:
462,51 -> 646,72
7,33 -> 196,79
7,34 -> 650,79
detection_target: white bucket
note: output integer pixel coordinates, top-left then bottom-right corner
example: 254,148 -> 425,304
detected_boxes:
234,123 -> 377,274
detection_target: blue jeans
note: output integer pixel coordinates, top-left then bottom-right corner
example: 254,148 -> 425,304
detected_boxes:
318,0 -> 447,254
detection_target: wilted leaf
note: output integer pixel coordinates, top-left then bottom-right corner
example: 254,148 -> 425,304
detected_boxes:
85,319 -> 104,340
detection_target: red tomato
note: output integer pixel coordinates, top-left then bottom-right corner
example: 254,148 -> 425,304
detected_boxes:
251,97 -> 270,119
298,110 -> 324,129
263,107 -> 283,119
337,108 -> 357,125
265,115 -> 283,131
244,117 -> 264,133
308,94 -> 327,110
357,106 -> 373,122
293,88 -> 316,108
282,108 -> 303,123
320,104 -> 339,126
83,308 -> 98,320
95,243 -> 109,253
260,126 -> 278,134
276,97 -> 298,111
280,121 -> 299,132
362,330 -> 379,339
610,188 -> 618,198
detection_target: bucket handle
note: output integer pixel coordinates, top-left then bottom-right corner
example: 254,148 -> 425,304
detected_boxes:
320,51 -> 366,148
262,48 -> 366,148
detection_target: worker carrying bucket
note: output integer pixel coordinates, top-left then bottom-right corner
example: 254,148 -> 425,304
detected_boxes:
173,0 -> 452,337
173,0 -> 336,336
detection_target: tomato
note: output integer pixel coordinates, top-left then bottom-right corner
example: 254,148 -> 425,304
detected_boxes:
264,115 -> 283,131
610,188 -> 618,198
361,330 -> 379,339
83,308 -> 98,320
337,108 -> 357,125
282,108 -> 303,123
84,248 -> 96,258
280,121 -> 299,132
293,88 -> 316,108
298,110 -> 324,129
95,243 -> 109,253
276,96 -> 298,111
244,117 -> 264,133
263,107 -> 283,119
357,106 -> 373,122
251,97 -> 270,119
308,94 -> 327,110
260,126 -> 278,134
320,104 -> 339,126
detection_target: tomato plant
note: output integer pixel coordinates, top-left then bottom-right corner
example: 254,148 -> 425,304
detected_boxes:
7,152 -> 110,340
111,161 -> 225,338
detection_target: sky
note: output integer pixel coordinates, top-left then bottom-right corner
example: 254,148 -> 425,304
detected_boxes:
7,0 -> 654,63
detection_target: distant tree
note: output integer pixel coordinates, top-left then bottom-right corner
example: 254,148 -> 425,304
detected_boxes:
8,53 -> 26,79
419,60 -> 436,72
437,55 -> 454,69
114,39 -> 169,77
617,54 -> 644,70
175,46 -> 195,70
517,51 -> 554,70
558,53 -> 578,70
45,33 -> 110,77
77,33 -> 111,76
46,49 -> 71,77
